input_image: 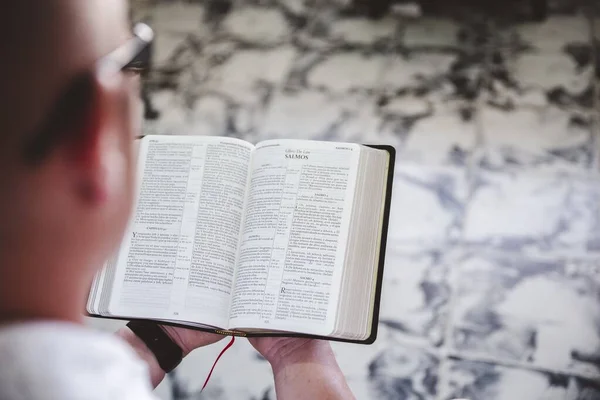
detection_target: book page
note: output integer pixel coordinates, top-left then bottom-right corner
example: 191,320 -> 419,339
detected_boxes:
229,140 -> 360,335
108,136 -> 253,328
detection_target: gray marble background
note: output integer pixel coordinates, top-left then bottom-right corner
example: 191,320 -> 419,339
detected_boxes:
88,0 -> 600,398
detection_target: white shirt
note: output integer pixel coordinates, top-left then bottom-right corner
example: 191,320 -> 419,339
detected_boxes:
0,322 -> 158,400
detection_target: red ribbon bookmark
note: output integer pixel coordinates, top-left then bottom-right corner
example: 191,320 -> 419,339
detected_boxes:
201,336 -> 236,392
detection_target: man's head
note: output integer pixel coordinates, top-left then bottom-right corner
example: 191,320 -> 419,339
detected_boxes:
0,0 -> 142,321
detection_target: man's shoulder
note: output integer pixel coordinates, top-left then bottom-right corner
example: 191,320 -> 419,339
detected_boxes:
0,321 -> 158,400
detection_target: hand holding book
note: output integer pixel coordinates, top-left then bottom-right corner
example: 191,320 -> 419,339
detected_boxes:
249,337 -> 355,399
161,325 -> 355,398
161,325 -> 224,357
158,326 -> 339,373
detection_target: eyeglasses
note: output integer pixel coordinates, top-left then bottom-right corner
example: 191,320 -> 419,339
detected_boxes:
98,23 -> 154,77
23,23 -> 154,164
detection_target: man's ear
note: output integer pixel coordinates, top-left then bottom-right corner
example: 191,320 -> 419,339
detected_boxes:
66,71 -> 129,205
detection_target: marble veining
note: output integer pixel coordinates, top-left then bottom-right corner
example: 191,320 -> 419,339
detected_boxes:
448,252 -> 600,378
463,171 -> 600,253
441,358 -> 600,400
85,1 -> 600,399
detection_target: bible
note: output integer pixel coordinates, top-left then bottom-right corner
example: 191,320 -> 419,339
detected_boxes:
87,135 -> 394,344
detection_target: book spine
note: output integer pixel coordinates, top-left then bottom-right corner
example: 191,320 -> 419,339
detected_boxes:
215,329 -> 247,337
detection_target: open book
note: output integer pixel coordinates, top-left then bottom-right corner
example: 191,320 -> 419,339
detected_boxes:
87,136 -> 395,344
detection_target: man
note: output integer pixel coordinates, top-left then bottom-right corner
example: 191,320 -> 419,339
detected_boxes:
0,1 -> 354,399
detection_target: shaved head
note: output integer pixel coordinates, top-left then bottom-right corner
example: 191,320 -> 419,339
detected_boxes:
0,0 -> 140,323
0,0 -> 129,162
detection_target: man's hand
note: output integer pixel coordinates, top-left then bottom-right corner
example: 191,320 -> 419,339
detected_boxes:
161,325 -> 224,357
249,337 -> 355,400
249,337 -> 332,369
118,325 -> 224,388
